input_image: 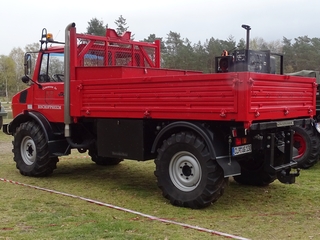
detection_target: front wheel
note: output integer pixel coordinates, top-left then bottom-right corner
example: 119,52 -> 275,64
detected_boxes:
13,121 -> 58,176
154,132 -> 226,209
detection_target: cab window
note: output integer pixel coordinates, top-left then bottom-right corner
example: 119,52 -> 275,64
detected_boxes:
39,53 -> 64,82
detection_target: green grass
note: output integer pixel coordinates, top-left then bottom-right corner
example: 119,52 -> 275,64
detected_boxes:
1,129 -> 320,240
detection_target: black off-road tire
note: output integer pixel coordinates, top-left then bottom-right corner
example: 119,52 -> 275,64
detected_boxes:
154,132 -> 226,209
292,125 -> 319,169
13,121 -> 58,177
88,150 -> 122,166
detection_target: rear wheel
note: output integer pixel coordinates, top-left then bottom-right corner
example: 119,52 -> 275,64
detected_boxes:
154,132 -> 226,209
292,125 -> 319,169
13,121 -> 58,176
88,150 -> 122,166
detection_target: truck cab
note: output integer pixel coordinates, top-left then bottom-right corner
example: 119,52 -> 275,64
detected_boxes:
16,49 -> 65,123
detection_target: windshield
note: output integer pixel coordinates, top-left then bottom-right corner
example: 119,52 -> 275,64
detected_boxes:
39,53 -> 64,82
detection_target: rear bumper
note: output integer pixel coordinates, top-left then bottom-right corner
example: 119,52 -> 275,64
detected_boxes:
250,118 -> 312,131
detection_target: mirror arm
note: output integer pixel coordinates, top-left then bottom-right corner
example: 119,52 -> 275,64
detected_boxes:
21,75 -> 42,89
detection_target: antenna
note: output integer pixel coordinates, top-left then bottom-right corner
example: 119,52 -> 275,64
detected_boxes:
55,30 -> 61,39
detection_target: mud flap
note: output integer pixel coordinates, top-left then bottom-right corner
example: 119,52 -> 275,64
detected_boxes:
216,157 -> 241,177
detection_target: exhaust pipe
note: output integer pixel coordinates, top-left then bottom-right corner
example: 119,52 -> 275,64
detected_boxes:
63,22 -> 95,149
241,24 -> 251,50
64,22 -> 76,137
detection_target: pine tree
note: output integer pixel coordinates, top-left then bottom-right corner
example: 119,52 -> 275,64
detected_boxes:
86,18 -> 106,36
114,15 -> 134,39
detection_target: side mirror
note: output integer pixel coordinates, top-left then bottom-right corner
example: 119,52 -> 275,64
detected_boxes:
24,53 -> 32,76
21,75 -> 30,83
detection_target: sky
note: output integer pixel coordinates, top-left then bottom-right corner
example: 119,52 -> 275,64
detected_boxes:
0,0 -> 319,56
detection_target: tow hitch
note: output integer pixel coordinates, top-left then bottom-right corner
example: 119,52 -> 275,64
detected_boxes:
277,168 -> 300,184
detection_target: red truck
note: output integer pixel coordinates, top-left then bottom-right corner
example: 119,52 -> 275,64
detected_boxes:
3,23 -> 317,208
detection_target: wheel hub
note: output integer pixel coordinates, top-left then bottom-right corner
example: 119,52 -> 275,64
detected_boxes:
182,164 -> 192,177
21,136 -> 36,165
169,151 -> 202,192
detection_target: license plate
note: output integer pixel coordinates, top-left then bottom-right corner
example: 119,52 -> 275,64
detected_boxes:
232,144 -> 252,156
276,120 -> 294,127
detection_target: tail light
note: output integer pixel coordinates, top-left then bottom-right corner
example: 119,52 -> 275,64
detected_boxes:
234,137 -> 248,146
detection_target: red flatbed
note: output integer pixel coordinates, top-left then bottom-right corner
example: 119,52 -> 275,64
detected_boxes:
65,28 -> 316,126
70,66 -> 316,125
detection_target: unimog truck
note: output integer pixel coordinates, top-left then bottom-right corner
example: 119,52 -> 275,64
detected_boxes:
3,23 -> 316,208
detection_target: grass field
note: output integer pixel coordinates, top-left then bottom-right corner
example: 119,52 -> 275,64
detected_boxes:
1,120 -> 320,240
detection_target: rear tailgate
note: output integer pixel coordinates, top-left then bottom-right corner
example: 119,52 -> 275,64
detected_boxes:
237,72 -> 316,122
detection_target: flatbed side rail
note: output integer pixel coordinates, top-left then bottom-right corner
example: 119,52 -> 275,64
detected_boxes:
74,29 -> 160,68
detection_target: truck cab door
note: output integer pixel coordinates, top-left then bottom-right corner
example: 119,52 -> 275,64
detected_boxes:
33,52 -> 65,122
